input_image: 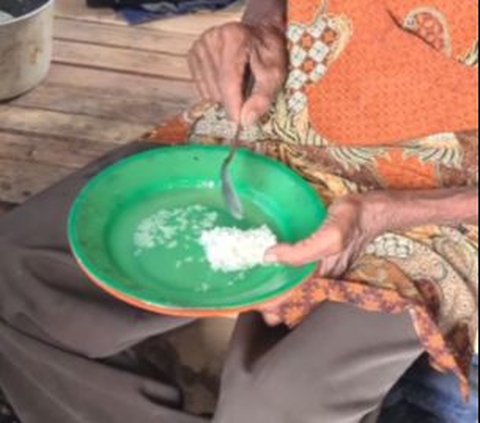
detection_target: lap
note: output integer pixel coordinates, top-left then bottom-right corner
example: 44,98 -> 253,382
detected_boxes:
215,304 -> 422,423
0,142 -> 191,358
0,142 -> 423,423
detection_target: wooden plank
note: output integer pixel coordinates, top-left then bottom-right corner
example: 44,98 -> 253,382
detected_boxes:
0,158 -> 73,203
13,84 -> 187,125
0,131 -> 115,169
53,39 -> 191,80
46,64 -> 197,103
55,0 -> 123,25
0,107 -> 151,144
54,18 -> 196,55
0,131 -> 119,203
1,0 -> 233,203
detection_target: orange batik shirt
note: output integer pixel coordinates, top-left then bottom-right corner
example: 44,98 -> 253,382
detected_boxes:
147,0 -> 479,398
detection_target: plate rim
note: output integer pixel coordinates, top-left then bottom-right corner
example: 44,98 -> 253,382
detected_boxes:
68,145 -> 326,313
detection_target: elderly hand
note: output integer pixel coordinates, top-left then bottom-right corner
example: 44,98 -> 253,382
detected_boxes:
261,194 -> 388,326
265,195 -> 385,273
188,22 -> 288,125
261,187 -> 479,325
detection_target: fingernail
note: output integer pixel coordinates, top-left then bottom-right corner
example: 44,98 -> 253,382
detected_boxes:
264,252 -> 278,264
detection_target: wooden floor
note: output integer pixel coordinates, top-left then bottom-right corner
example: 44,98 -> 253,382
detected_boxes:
0,0 -> 241,205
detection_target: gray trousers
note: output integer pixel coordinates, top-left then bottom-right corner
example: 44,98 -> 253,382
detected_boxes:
0,143 -> 423,423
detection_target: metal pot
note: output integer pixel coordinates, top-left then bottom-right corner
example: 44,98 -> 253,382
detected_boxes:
0,0 -> 54,101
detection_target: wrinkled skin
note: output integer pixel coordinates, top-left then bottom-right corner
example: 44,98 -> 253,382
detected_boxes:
262,194 -> 384,326
188,22 -> 288,125
266,196 -> 380,273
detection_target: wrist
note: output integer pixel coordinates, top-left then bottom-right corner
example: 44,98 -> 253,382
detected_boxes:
243,0 -> 287,31
359,188 -> 478,233
357,192 -> 396,236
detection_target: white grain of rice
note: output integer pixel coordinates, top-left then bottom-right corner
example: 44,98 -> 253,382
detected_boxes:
134,205 -> 219,254
200,225 -> 277,273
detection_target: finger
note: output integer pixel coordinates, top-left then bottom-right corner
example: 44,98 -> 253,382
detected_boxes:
194,43 -> 222,103
265,223 -> 346,267
317,255 -> 343,279
218,53 -> 247,123
218,24 -> 251,123
262,312 -> 283,327
188,48 -> 209,100
240,57 -> 283,126
241,30 -> 287,126
259,292 -> 291,326
240,91 -> 274,127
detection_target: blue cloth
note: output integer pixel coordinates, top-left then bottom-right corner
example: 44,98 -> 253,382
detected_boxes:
379,354 -> 479,423
119,0 -> 237,25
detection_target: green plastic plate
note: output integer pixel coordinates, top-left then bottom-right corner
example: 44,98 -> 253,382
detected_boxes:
68,146 -> 327,315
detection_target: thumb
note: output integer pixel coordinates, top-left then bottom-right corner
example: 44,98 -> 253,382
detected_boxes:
240,35 -> 287,126
265,222 -> 346,267
240,91 -> 274,127
220,58 -> 248,124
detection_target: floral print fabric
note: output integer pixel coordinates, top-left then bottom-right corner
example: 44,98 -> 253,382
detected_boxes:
146,0 -> 478,398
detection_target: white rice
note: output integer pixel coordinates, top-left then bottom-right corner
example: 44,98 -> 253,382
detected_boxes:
133,206 -> 278,275
133,205 -> 218,255
200,225 -> 277,273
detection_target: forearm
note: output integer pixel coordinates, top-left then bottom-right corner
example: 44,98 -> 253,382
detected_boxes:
367,188 -> 479,233
243,0 -> 287,30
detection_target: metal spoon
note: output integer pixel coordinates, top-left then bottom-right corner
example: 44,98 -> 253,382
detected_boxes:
221,125 -> 244,220
221,74 -> 255,220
